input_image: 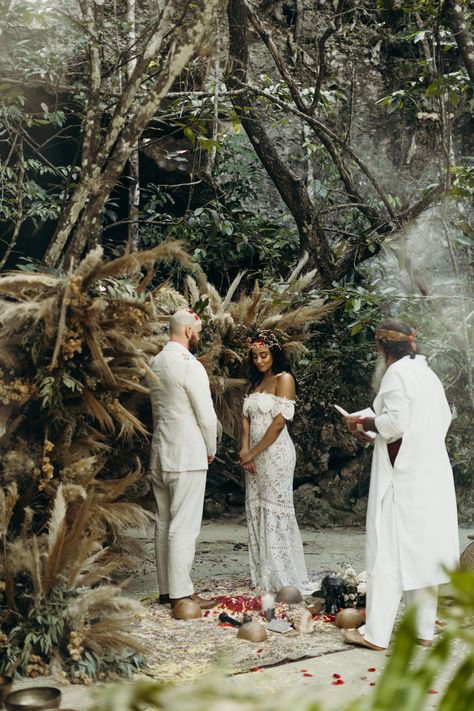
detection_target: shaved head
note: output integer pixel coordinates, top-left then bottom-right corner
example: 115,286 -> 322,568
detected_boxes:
169,308 -> 202,336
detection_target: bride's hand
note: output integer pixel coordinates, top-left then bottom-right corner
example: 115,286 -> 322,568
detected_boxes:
243,460 -> 257,475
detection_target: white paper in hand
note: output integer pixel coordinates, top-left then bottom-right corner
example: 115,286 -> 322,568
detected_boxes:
333,404 -> 377,439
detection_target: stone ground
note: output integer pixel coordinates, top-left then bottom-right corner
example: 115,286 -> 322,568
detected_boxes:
11,521 -> 473,710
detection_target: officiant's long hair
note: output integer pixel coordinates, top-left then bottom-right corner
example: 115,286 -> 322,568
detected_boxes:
247,332 -> 298,393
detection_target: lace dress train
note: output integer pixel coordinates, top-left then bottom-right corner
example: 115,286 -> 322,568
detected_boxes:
243,392 -> 310,593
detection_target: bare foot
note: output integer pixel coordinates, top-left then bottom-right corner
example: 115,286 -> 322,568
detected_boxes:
417,639 -> 433,647
341,629 -> 385,651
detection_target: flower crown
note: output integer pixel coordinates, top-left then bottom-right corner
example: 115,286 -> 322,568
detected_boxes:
375,328 -> 416,343
248,329 -> 282,351
182,307 -> 200,322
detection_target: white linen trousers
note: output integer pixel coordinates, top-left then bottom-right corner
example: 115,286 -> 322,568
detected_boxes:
360,485 -> 438,648
152,468 -> 207,599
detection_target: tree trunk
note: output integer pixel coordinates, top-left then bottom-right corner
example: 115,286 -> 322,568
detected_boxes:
44,0 -> 219,269
226,0 -> 335,283
445,0 -> 474,86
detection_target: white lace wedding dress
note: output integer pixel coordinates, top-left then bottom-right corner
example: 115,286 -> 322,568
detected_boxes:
243,392 -> 310,593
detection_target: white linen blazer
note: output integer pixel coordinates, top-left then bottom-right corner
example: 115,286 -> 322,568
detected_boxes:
148,342 -> 217,472
366,355 -> 459,590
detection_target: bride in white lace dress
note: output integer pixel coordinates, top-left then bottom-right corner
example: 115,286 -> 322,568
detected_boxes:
239,330 -> 310,593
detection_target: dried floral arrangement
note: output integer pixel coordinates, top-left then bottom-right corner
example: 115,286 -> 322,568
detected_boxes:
187,254 -> 335,440
0,242 -> 199,682
0,244 -> 331,682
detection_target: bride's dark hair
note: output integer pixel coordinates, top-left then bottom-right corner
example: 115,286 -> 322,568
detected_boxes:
247,331 -> 298,392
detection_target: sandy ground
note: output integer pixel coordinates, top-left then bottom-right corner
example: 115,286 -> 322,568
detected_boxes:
10,522 -> 473,710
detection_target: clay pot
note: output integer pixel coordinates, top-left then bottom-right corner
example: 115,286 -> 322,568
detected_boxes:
275,585 -> 303,604
237,621 -> 268,642
4,686 -> 61,710
171,599 -> 202,620
335,608 -> 363,629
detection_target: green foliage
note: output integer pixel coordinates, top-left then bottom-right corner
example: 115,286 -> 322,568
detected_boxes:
137,133 -> 300,287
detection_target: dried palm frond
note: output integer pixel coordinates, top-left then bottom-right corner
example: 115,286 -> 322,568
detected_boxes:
186,261 -> 335,438
0,273 -> 60,299
95,502 -> 152,536
82,619 -> 146,655
0,481 -> 18,535
48,484 -> 67,553
66,584 -> 142,626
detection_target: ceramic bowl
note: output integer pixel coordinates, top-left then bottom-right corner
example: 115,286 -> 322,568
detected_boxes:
0,676 -> 13,704
4,686 -> 61,711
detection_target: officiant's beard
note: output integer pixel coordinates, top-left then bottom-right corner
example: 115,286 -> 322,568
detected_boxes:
371,354 -> 388,393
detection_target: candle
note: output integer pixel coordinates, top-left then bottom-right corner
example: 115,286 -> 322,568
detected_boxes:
261,592 -> 275,621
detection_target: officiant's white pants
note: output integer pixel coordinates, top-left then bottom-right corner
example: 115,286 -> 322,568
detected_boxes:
151,468 -> 207,599
361,486 -> 438,648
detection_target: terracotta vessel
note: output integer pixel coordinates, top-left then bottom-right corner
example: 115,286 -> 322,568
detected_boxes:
275,585 -> 303,604
4,686 -> 61,711
237,621 -> 268,642
335,608 -> 363,629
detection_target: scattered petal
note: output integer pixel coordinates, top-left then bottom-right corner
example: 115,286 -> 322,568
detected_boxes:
204,610 -> 210,617
332,679 -> 344,685
251,667 -> 263,672
257,648 -> 264,654
367,667 -> 376,672
332,673 -> 342,679
428,690 -> 438,695
369,682 -> 376,686
303,673 -> 313,677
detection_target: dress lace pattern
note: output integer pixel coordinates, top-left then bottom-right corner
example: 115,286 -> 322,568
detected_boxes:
243,392 -> 310,593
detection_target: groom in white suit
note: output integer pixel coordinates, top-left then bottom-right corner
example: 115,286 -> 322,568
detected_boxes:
149,308 -> 218,608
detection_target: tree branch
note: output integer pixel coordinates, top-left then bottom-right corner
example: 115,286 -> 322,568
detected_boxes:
226,0 -> 335,283
444,0 -> 474,86
43,0 -> 220,268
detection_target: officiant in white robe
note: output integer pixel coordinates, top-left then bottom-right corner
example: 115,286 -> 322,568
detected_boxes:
343,319 -> 459,650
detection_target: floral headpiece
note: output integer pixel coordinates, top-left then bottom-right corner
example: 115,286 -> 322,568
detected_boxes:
375,328 -> 416,343
184,307 -> 201,323
248,329 -> 282,351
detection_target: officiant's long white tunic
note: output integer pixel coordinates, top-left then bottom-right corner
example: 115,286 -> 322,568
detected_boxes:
362,354 -> 459,647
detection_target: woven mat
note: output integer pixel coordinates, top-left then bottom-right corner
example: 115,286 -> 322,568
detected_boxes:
131,576 -> 348,683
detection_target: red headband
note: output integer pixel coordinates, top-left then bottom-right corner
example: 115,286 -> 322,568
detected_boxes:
375,328 -> 416,343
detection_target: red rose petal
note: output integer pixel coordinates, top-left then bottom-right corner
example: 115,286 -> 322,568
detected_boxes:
367,667 -> 376,672
428,690 -> 438,695
300,669 -> 308,672
257,648 -> 263,653
369,682 -> 376,686
251,667 -> 263,672
331,679 -> 344,685
332,673 -> 341,679
303,673 -> 313,677
204,610 -> 210,617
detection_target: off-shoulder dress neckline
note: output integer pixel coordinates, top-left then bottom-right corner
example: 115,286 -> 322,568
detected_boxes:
246,391 -> 295,403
